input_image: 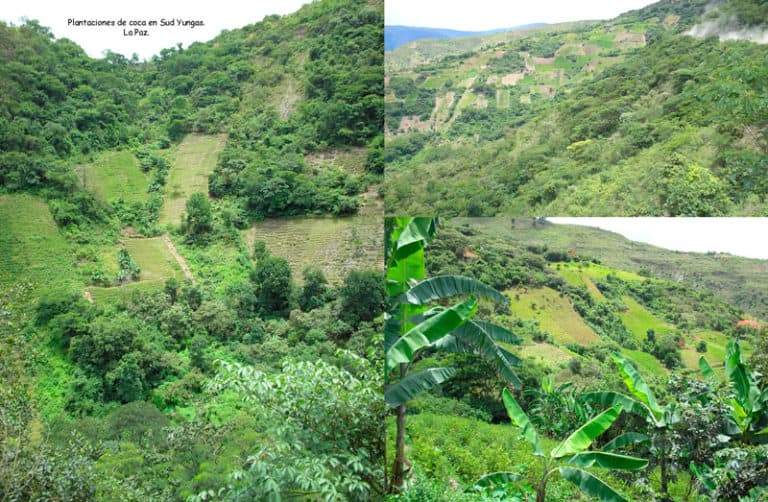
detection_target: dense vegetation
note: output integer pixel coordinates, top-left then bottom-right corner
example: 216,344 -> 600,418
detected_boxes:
384,0 -> 768,215
0,1 -> 385,500
386,218 -> 768,501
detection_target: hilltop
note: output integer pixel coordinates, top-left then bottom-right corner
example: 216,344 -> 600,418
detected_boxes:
384,0 -> 768,216
384,23 -> 547,51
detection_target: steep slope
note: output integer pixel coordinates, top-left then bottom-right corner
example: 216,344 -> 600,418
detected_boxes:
384,0 -> 768,216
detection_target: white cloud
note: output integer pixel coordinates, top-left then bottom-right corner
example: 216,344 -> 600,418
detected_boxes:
1,0 -> 310,60
549,218 -> 768,260
386,0 -> 658,30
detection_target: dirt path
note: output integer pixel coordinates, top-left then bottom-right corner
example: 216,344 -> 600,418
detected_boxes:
162,234 -> 195,284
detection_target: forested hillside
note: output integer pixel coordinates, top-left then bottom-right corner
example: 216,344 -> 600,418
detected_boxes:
0,1 -> 386,500
384,0 -> 768,216
385,218 -> 768,501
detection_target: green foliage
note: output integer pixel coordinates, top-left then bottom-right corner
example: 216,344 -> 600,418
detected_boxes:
251,255 -> 293,317
208,352 -> 385,500
339,269 -> 386,328
183,192 -> 214,243
299,265 -> 329,312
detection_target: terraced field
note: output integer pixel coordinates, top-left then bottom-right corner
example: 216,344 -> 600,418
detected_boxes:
242,216 -> 382,284
160,134 -> 227,225
0,194 -> 81,298
78,150 -> 148,203
506,287 -> 602,345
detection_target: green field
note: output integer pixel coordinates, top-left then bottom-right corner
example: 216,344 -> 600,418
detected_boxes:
86,237 -> 185,302
519,342 -> 575,366
506,287 -> 602,345
621,348 -> 668,376
0,194 -> 81,298
620,295 -> 675,341
79,150 -> 148,203
160,134 -> 227,225
552,263 -> 606,300
242,216 -> 382,284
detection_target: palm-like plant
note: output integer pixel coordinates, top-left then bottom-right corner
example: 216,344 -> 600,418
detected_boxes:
583,352 -> 677,498
385,217 -> 523,492
699,339 -> 768,443
474,388 -> 647,502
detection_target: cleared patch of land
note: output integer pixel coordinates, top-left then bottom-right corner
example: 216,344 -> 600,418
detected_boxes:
519,342 -> 574,366
160,134 -> 227,225
619,296 -> 675,341
78,150 -> 148,203
506,287 -> 602,345
86,237 -> 186,302
242,216 -> 382,284
0,194 -> 80,297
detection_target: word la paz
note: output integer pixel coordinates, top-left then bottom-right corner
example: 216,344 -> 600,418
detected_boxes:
123,28 -> 149,36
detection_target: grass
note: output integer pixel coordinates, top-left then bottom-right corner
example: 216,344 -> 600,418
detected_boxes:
621,348 -> 668,376
551,263 -> 606,300
0,194 -> 81,299
519,342 -> 574,366
78,150 -> 148,203
506,287 -> 602,345
241,216 -> 382,284
160,134 -> 227,225
125,238 -> 185,282
619,295 -> 675,341
85,238 -> 186,302
88,280 -> 166,303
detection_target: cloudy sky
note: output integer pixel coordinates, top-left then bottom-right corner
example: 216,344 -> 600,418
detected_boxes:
1,0 -> 309,60
549,218 -> 768,260
386,0 -> 658,30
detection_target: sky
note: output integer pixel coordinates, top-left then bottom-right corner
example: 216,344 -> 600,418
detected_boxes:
0,0 -> 310,60
549,218 -> 768,260
386,0 -> 658,30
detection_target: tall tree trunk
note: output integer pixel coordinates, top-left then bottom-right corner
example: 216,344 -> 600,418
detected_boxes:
390,363 -> 408,492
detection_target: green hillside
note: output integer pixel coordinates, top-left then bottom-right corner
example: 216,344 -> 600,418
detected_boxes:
391,217 -> 768,501
458,217 -> 768,320
0,2 -> 385,500
0,194 -> 81,299
384,0 -> 768,216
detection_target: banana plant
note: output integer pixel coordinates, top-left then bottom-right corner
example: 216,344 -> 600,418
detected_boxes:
474,388 -> 647,502
582,352 -> 677,498
699,339 -> 768,443
385,217 -> 523,492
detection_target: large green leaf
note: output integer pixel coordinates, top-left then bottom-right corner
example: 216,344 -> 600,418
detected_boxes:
601,432 -> 650,452
385,367 -> 456,407
473,471 -> 522,489
401,275 -> 508,305
451,320 -> 522,387
502,388 -> 543,456
385,296 -> 478,374
551,405 -> 622,458
567,451 -> 648,471
581,391 -> 650,418
559,467 -> 628,502
612,352 -> 662,420
699,356 -> 722,385
471,320 -> 521,344
394,217 -> 438,256
725,340 -> 755,411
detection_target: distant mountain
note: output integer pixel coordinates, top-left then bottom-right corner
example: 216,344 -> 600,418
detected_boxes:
385,23 -> 547,51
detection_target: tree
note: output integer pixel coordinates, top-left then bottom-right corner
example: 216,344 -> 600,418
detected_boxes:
385,217 -> 523,492
183,192 -> 213,242
207,351 -> 384,499
251,255 -> 292,317
339,269 -> 386,328
473,389 -> 647,502
299,266 -> 328,312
